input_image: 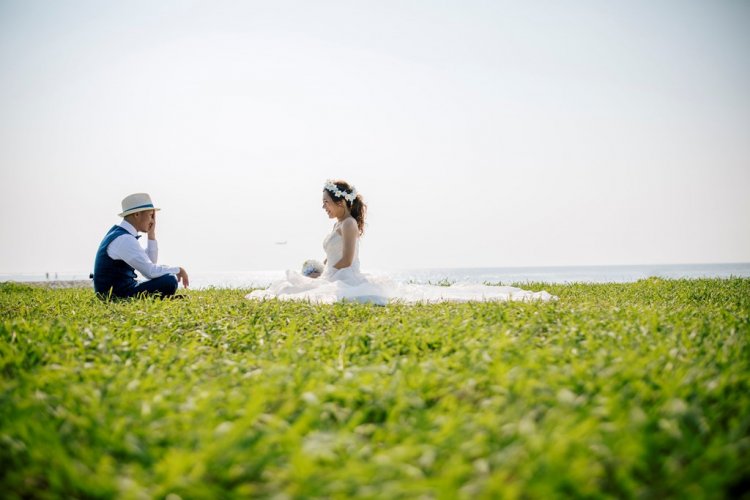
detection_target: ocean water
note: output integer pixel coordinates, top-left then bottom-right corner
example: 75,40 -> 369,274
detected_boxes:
4,263 -> 748,289
190,263 -> 750,288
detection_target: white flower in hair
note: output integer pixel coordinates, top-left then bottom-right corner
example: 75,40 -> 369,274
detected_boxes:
324,179 -> 357,202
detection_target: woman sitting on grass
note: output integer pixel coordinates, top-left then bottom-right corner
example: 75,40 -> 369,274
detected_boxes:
246,180 -> 554,304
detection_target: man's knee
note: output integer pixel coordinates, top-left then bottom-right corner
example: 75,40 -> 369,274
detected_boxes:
165,274 -> 178,295
152,274 -> 178,296
130,275 -> 178,298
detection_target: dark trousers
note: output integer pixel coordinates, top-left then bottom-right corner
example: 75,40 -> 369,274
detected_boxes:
98,274 -> 178,300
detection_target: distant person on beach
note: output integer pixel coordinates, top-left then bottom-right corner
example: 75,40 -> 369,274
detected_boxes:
92,193 -> 189,299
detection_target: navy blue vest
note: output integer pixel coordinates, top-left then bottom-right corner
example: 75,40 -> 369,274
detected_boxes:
93,225 -> 137,295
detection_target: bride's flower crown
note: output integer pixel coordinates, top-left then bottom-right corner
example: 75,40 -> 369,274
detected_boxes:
324,179 -> 357,202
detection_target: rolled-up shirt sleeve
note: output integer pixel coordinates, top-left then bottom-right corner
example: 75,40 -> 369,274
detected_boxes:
108,234 -> 180,279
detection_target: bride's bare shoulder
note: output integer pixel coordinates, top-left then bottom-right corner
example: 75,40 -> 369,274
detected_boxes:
338,217 -> 357,235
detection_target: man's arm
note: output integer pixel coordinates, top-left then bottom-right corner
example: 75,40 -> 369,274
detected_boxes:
146,239 -> 158,263
146,214 -> 158,263
108,235 -> 180,279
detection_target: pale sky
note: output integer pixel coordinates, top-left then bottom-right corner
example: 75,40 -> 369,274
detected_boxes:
1,0 -> 749,274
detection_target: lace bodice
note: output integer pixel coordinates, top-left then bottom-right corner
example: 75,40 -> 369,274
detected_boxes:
323,221 -> 360,273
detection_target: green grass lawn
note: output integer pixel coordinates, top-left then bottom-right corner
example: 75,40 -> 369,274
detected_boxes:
1,278 -> 749,499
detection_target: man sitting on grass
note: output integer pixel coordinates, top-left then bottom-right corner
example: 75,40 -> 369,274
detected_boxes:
92,193 -> 189,299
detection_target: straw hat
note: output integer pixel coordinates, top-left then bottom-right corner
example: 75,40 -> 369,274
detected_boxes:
118,193 -> 161,217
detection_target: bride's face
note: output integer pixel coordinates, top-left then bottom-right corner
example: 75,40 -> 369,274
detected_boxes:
322,191 -> 344,219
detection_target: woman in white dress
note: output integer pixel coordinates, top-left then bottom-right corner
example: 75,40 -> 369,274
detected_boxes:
246,180 -> 555,304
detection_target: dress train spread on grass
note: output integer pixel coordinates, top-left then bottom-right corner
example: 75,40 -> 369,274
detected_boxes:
246,223 -> 555,305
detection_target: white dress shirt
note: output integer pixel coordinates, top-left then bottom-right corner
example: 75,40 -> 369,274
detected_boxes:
107,220 -> 180,279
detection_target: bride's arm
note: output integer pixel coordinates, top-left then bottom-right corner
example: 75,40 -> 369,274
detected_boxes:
333,218 -> 358,269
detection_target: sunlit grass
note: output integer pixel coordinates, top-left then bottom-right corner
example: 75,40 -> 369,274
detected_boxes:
1,278 -> 749,498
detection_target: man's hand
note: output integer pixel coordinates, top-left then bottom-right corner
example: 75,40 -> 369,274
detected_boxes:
147,214 -> 157,240
177,267 -> 189,288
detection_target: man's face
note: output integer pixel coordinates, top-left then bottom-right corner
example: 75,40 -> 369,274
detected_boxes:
132,210 -> 155,232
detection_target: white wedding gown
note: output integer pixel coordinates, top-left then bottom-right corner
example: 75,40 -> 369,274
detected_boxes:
246,222 -> 556,305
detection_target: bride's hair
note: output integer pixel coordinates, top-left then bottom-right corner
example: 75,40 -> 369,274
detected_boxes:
325,180 -> 367,235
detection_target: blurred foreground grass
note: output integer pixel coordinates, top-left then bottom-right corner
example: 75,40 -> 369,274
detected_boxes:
1,278 -> 749,498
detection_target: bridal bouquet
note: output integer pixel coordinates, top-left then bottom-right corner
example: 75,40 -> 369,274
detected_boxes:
302,259 -> 324,277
